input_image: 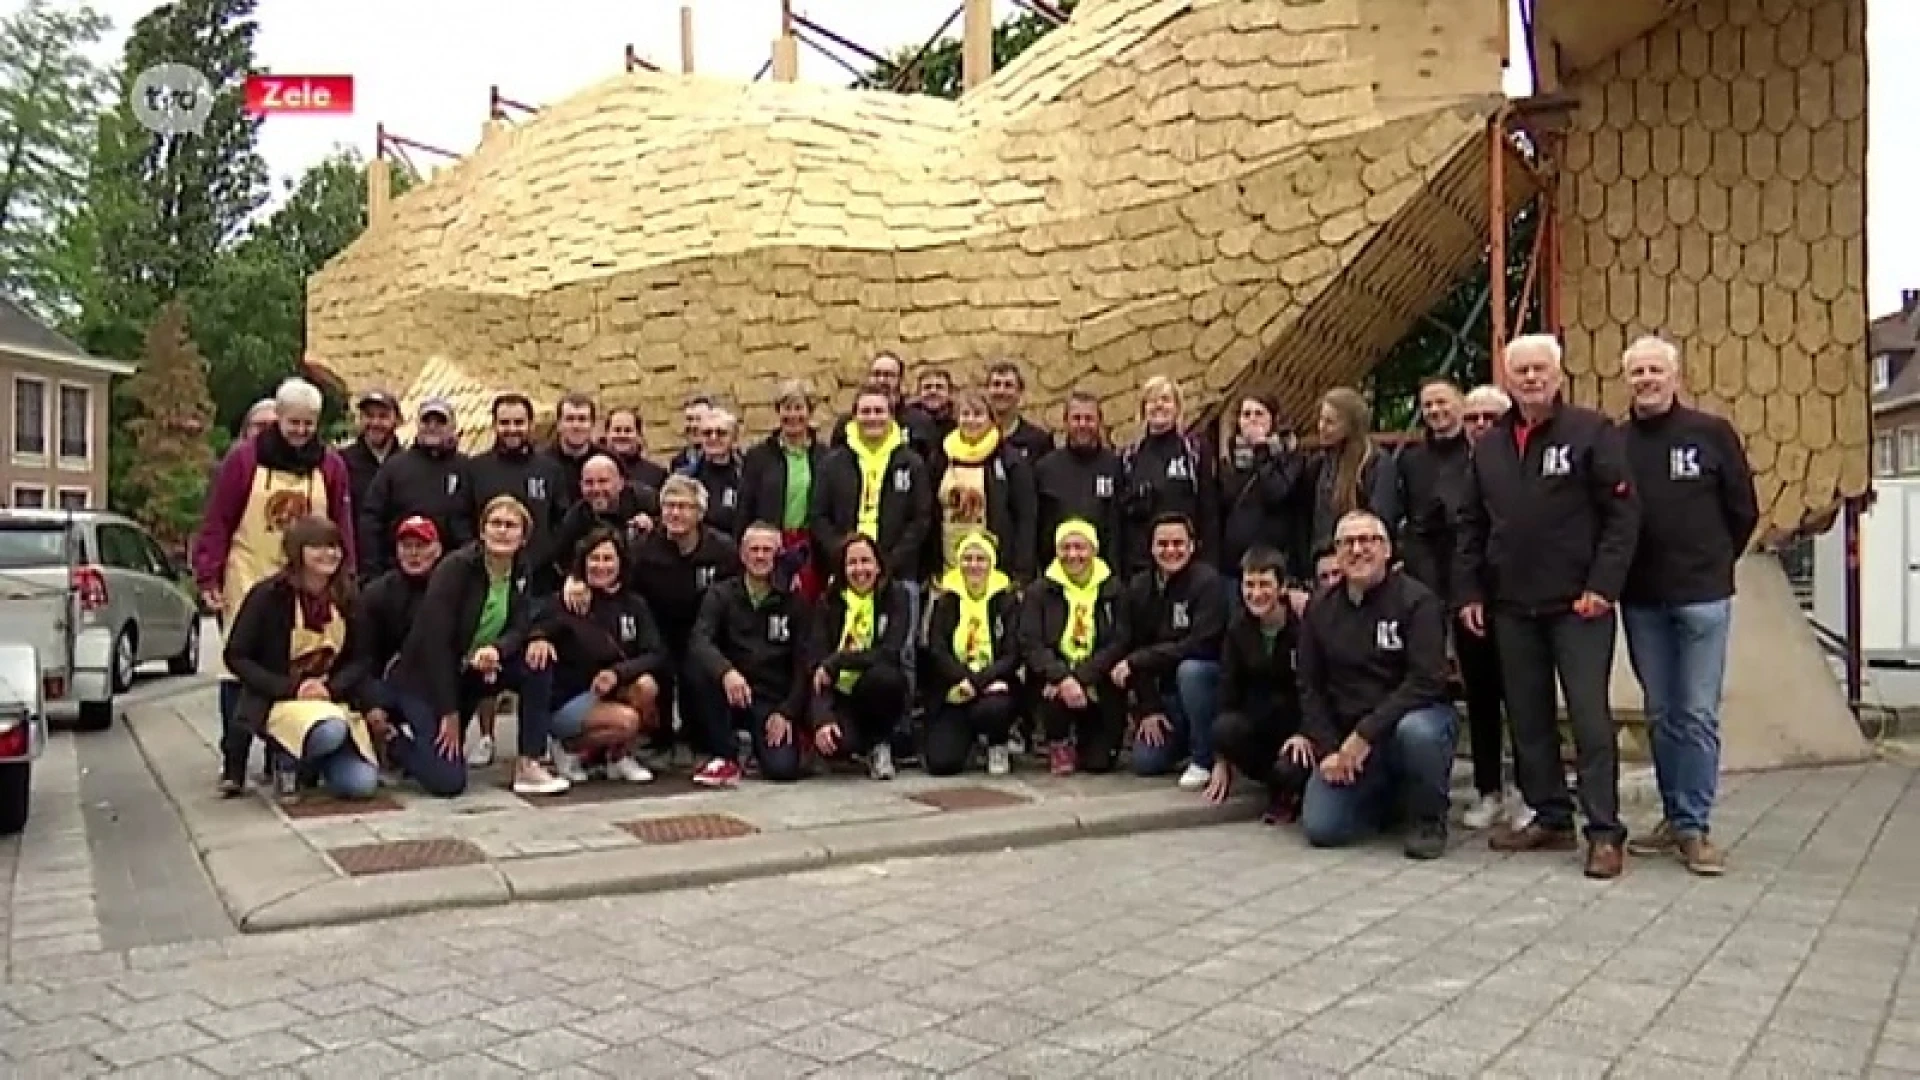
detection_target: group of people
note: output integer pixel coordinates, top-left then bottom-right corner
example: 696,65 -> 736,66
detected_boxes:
191,332 -> 1757,879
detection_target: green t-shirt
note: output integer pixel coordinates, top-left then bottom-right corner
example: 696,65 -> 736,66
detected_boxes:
471,575 -> 511,651
782,447 -> 812,531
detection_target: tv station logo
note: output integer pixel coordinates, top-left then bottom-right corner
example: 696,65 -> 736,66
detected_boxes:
130,66 -> 354,135
244,74 -> 355,116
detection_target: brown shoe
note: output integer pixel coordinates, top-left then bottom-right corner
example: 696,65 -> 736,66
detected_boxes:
1488,821 -> 1578,852
1627,820 -> 1676,857
1676,834 -> 1726,877
1584,840 -> 1625,880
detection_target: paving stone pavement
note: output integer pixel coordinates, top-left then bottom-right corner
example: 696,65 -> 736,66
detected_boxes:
4,760 -> 1920,1077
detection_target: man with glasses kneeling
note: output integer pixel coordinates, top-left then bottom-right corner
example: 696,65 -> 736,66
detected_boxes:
1296,511 -> 1457,860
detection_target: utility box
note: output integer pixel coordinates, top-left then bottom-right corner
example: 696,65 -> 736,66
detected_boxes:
1814,480 -> 1920,665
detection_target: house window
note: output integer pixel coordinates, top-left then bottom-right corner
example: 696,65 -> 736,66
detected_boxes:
1877,433 -> 1896,476
12,376 -> 46,458
10,485 -> 45,510
1874,353 -> 1892,392
56,488 -> 88,511
58,383 -> 90,464
1902,429 -> 1920,475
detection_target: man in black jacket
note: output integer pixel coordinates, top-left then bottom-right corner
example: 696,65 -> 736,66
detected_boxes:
830,352 -> 941,459
355,515 -> 442,771
1394,378 -> 1472,605
985,360 -> 1055,461
1456,333 -> 1641,879
359,396 -> 470,576
1205,547 -> 1312,822
1619,336 -> 1758,877
464,394 -> 566,591
541,456 -> 651,586
690,522 -> 813,784
1034,391 -> 1127,572
1297,511 -> 1456,859
341,390 -> 400,572
540,392 -> 600,515
1112,513 -> 1226,785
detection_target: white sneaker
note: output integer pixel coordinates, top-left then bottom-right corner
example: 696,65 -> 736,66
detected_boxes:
1006,731 -> 1026,756
1462,792 -> 1502,830
1177,763 -> 1210,791
466,733 -> 495,768
512,761 -> 571,796
1507,792 -> 1536,831
987,745 -> 1011,776
869,743 -> 896,781
607,756 -> 654,784
550,743 -> 589,784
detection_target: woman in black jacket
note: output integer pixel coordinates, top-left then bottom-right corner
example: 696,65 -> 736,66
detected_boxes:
924,390 -> 1038,582
686,408 -> 746,537
221,515 -> 375,800
387,494 -> 567,798
739,381 -> 829,598
1216,394 -> 1303,587
1296,387 -> 1401,568
924,531 -> 1023,777
534,526 -> 666,786
1120,375 -> 1218,575
808,534 -> 911,781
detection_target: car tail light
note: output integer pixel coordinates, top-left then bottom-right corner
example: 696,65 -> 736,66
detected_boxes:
42,675 -> 64,700
71,565 -> 108,612
0,722 -> 25,758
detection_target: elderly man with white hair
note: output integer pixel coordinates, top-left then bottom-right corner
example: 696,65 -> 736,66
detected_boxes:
194,377 -> 358,795
1454,333 -> 1641,879
1618,336 -> 1758,876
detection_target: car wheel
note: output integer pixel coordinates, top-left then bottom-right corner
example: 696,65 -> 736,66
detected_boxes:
111,626 -> 136,694
0,762 -> 29,835
168,617 -> 201,677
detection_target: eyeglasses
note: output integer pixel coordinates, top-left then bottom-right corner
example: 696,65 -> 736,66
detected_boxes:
701,428 -> 729,437
1335,534 -> 1386,549
1464,412 -> 1500,425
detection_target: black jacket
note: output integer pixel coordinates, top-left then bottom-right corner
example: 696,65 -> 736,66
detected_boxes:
1622,404 -> 1759,606
925,440 -> 1039,580
352,567 -> 430,684
999,417 -> 1055,462
809,580 -> 911,685
831,405 -> 941,461
1121,428 -> 1219,575
925,587 -> 1023,699
360,443 -> 471,575
531,587 -> 667,704
464,444 -> 566,575
689,577 -> 814,720
1019,569 -> 1130,688
1218,609 -> 1302,733
628,525 -> 742,646
539,443 -> 595,516
689,455 -> 745,538
1394,430 -> 1473,606
1301,449 -> 1402,561
739,431 -> 828,536
1033,444 -> 1127,573
1298,570 -> 1449,748
609,448 -> 669,498
223,574 -> 370,734
387,544 -> 538,719
1121,560 -> 1228,714
1454,401 -> 1641,615
810,440 -> 934,580
1218,439 -> 1304,575
540,488 -> 649,587
341,436 -> 395,566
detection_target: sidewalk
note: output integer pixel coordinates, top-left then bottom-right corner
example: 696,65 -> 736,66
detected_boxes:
126,689 -> 1264,934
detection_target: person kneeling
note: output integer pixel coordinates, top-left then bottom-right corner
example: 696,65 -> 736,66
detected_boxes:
1297,511 -> 1458,860
1021,520 -> 1131,776
223,516 -> 378,801
1205,546 -> 1314,824
809,534 -> 911,780
925,532 -> 1023,776
691,522 -> 815,783
535,527 -> 664,784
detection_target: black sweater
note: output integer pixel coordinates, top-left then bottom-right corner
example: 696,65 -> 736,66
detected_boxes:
360,444 -> 470,575
810,440 -> 934,580
1019,571 -> 1131,689
387,545 -> 538,719
1217,440 -> 1303,575
463,445 -> 567,576
1121,561 -> 1228,714
689,578 -> 814,720
809,580 -> 911,685
531,587 -> 666,703
689,455 -> 745,538
739,431 -> 828,535
352,567 -> 429,683
223,574 -> 370,734
540,487 -> 650,586
1120,428 -> 1219,574
1621,404 -> 1759,606
925,588 -> 1023,699
1297,570 -> 1449,749
924,441 -> 1039,580
1218,608 -> 1302,732
628,526 -> 742,646
1393,431 -> 1473,606
1033,444 -> 1127,573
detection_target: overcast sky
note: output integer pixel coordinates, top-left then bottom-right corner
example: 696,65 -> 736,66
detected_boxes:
16,0 -> 1919,314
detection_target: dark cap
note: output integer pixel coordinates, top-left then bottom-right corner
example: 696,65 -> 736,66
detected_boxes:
356,389 -> 399,412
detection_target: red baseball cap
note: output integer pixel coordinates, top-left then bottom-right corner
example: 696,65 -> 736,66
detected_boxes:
395,516 -> 439,545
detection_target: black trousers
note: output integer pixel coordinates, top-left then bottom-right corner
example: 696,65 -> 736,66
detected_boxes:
925,691 -> 1018,776
1494,610 -> 1622,841
1456,622 -> 1507,796
813,666 -> 909,754
1038,694 -> 1125,773
1212,707 -> 1311,800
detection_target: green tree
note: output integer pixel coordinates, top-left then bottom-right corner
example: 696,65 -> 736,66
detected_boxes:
121,301 -> 216,547
0,0 -> 111,317
860,1 -> 1075,98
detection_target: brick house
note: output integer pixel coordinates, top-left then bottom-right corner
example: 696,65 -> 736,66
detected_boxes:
1872,290 -> 1920,479
0,294 -> 133,511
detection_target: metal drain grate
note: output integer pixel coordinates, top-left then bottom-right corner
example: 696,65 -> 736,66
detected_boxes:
279,793 -> 405,819
328,836 -> 488,876
909,786 -> 1033,812
617,814 -> 760,844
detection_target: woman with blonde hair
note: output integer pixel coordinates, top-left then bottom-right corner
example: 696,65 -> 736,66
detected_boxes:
1119,375 -> 1217,576
925,388 -> 1037,582
1300,387 -> 1400,567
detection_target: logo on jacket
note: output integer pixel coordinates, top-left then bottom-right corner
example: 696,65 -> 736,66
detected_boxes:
619,614 -> 636,642
992,459 -> 1006,480
1670,446 -> 1701,480
1094,475 -> 1114,499
695,566 -> 715,589
1376,620 -> 1402,651
526,476 -> 547,501
445,473 -> 460,495
1541,446 -> 1572,477
767,614 -> 790,643
721,487 -> 737,508
1166,458 -> 1190,481
893,467 -> 911,492
1171,601 -> 1190,630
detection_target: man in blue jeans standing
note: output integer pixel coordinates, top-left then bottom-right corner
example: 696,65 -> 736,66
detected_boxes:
1619,336 -> 1758,876
1114,513 -> 1225,787
1296,510 -> 1457,860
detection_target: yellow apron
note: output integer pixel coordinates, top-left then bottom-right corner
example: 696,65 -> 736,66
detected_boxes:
263,604 -> 374,764
217,466 -> 326,678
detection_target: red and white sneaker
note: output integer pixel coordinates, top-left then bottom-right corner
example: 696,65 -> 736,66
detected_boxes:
693,757 -> 742,788
1049,742 -> 1076,777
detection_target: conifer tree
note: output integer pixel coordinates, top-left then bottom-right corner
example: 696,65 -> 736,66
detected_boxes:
122,301 -> 215,547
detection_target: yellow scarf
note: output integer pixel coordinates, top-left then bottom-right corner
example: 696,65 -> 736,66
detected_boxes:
1045,519 -> 1109,670
834,587 -> 877,694
941,425 -> 1001,466
939,533 -> 1009,700
845,420 -> 903,542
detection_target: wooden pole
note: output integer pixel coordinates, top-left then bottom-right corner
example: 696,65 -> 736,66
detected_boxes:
680,5 -> 695,73
1488,108 -> 1510,374
772,0 -> 798,82
366,154 -> 391,225
962,0 -> 994,90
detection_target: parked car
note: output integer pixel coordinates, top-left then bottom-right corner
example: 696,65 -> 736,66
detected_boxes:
0,510 -> 201,730
0,641 -> 45,833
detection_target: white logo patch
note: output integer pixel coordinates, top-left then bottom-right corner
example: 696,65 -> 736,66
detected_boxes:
619,614 -> 637,642
526,476 -> 547,501
1541,445 -> 1572,477
1094,475 -> 1114,499
1669,446 -> 1701,480
893,467 -> 911,493
1166,457 -> 1191,481
445,473 -> 460,494
992,459 -> 1006,480
1171,601 -> 1190,630
1376,620 -> 1402,651
767,614 -> 790,643
695,566 -> 716,589
721,486 -> 738,509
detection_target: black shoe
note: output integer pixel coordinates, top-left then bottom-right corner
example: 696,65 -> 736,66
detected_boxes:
1404,819 -> 1447,860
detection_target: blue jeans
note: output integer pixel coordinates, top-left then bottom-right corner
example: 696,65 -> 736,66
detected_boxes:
900,580 -> 924,711
1301,704 -> 1459,848
271,714 -> 379,799
1623,599 -> 1732,837
730,696 -> 803,783
1130,658 -> 1222,776
390,662 -> 555,798
552,690 -> 596,742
